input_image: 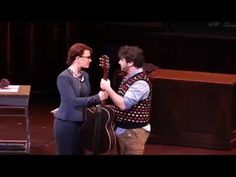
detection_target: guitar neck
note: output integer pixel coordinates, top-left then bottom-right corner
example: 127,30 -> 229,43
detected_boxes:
102,67 -> 108,105
103,70 -> 108,80
100,54 -> 109,106
103,70 -> 109,105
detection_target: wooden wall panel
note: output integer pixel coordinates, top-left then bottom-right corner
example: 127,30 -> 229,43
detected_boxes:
148,69 -> 236,149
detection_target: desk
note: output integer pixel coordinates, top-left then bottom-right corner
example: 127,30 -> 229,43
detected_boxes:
0,85 -> 31,153
148,69 -> 236,149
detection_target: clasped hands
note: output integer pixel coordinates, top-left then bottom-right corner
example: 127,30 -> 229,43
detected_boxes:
99,78 -> 111,101
100,78 -> 110,91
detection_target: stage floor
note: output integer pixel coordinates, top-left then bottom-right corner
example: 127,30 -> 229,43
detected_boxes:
0,97 -> 236,155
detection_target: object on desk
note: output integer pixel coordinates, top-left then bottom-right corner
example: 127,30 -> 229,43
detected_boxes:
0,78 -> 10,89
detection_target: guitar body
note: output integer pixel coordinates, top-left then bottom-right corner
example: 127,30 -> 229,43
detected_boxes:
79,105 -> 116,154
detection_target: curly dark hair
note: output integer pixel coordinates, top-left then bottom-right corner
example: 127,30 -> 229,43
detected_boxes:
118,45 -> 144,68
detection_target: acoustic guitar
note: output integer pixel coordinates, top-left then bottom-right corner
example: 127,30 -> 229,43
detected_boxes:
79,55 -> 116,154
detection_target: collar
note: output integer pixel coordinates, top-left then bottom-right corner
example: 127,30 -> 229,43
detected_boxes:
125,68 -> 144,80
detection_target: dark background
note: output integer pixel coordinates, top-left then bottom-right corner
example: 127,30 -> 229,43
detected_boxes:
1,22 -> 236,102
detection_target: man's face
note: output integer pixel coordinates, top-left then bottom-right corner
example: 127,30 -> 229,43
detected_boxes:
119,58 -> 129,72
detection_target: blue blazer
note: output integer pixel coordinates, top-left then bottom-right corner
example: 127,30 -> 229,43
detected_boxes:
55,69 -> 101,122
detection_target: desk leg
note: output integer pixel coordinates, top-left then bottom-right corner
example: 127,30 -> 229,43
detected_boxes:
25,107 -> 31,154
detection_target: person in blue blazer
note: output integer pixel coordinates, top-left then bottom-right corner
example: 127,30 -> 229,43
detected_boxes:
52,43 -> 108,155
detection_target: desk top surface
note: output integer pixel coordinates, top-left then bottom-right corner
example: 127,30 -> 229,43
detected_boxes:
0,85 -> 31,96
149,69 -> 236,85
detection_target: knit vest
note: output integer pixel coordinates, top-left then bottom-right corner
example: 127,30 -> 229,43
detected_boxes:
115,71 -> 152,129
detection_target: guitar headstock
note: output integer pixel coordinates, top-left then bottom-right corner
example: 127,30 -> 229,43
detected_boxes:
99,55 -> 110,70
99,55 -> 110,80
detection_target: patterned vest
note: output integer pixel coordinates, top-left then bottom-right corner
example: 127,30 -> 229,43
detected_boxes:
115,71 -> 152,129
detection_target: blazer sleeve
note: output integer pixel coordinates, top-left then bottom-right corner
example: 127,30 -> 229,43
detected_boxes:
57,74 -> 101,107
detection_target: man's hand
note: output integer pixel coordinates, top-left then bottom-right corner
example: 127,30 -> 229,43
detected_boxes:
100,78 -> 111,91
